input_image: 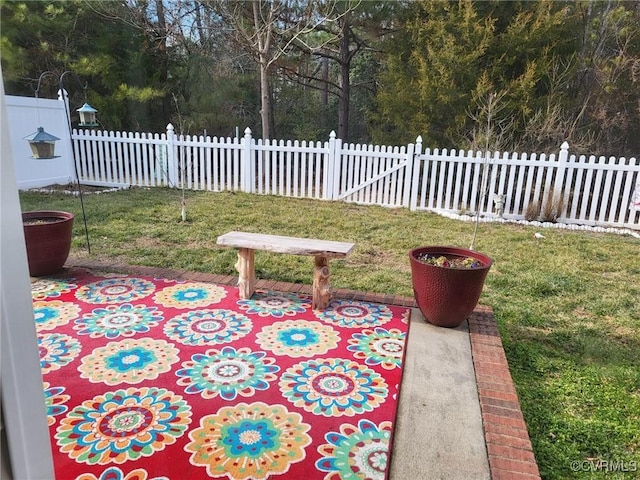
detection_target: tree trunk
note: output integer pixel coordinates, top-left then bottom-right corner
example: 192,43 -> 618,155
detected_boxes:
338,14 -> 350,141
194,2 -> 206,47
154,0 -> 170,119
259,59 -> 271,139
321,56 -> 329,131
254,0 -> 272,139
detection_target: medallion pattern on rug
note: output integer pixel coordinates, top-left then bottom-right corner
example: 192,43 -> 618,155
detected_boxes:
33,270 -> 409,479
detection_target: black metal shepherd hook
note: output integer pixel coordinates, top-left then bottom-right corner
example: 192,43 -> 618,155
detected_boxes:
34,71 -> 93,253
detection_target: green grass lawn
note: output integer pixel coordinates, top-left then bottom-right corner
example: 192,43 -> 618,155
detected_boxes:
20,187 -> 640,479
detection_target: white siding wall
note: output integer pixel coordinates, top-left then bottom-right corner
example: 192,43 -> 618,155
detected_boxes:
6,95 -> 74,189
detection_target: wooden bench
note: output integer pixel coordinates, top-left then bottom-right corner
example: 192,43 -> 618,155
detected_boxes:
216,231 -> 355,309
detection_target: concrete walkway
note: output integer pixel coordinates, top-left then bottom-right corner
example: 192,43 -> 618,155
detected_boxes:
64,256 -> 542,480
390,310 -> 490,479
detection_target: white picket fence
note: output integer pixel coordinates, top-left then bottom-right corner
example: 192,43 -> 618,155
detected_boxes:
71,125 -> 640,230
412,143 -> 640,229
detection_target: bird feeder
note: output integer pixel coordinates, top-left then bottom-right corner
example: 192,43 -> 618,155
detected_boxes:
24,127 -> 60,159
76,103 -> 98,127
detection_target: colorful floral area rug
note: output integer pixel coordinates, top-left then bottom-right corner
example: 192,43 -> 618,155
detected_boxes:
33,269 -> 410,480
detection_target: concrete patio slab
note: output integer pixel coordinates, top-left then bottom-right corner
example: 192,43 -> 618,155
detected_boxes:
390,309 -> 490,479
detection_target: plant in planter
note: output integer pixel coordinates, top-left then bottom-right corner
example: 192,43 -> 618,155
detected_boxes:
409,246 -> 492,328
410,92 -> 508,328
22,210 -> 74,277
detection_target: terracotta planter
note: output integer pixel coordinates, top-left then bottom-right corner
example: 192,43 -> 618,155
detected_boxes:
409,246 -> 492,328
22,211 -> 74,277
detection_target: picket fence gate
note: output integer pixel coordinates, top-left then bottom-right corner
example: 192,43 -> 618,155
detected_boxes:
71,125 -> 640,230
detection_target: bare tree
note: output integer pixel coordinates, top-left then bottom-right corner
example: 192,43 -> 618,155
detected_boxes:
205,0 -> 329,139
281,1 -> 392,141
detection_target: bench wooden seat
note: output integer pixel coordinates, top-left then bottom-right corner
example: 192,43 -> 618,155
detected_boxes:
216,231 -> 355,309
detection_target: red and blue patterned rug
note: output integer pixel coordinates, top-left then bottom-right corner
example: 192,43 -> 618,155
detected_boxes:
32,269 -> 410,480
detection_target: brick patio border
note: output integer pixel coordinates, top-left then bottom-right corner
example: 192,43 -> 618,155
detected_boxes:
64,256 -> 540,479
468,306 -> 542,480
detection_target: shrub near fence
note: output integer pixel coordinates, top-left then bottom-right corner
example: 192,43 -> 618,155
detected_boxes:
70,125 -> 640,230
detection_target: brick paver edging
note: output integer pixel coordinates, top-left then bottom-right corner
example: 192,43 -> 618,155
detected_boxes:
468,306 -> 542,480
64,256 -> 541,479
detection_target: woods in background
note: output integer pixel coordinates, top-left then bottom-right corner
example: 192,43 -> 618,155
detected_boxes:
2,0 -> 639,156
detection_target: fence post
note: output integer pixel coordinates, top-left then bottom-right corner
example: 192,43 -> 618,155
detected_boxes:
409,136 -> 423,210
556,141 -> 569,217
241,127 -> 254,193
324,131 -> 340,200
166,123 -> 177,187
323,131 -> 334,200
402,136 -> 419,208
333,133 -> 343,201
57,88 -> 77,182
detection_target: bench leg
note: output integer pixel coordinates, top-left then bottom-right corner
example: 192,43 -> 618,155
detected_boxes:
313,255 -> 331,309
235,248 -> 255,299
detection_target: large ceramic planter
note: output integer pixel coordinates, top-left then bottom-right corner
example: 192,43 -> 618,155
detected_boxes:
22,211 -> 74,277
409,246 -> 492,328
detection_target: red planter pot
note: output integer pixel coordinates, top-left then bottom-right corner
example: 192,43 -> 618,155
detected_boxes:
409,246 -> 492,328
22,211 -> 74,277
